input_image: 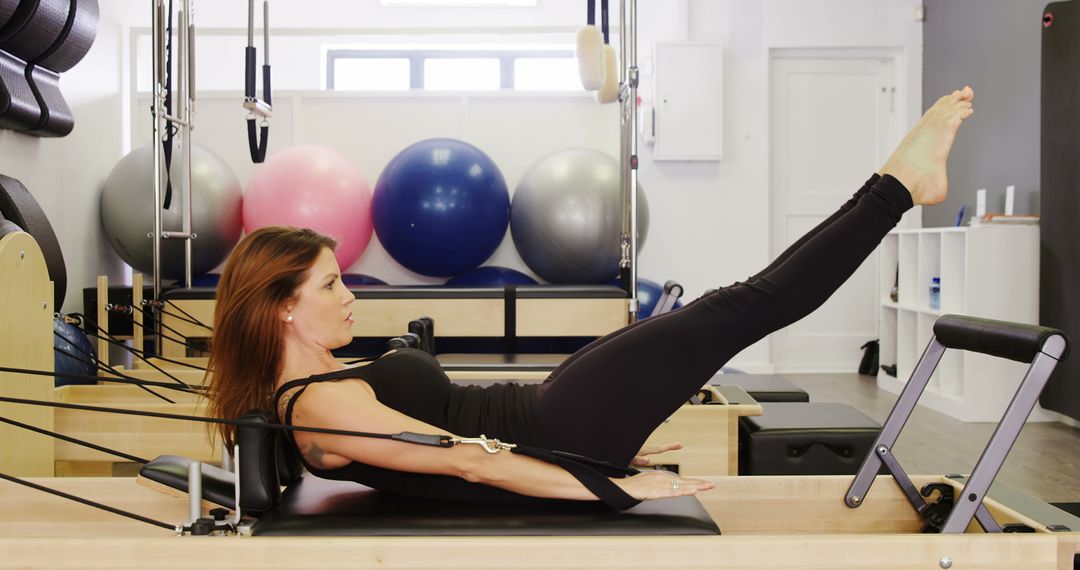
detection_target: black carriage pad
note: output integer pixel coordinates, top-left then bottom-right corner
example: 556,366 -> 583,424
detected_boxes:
711,373 -> 810,403
251,475 -> 720,537
739,402 -> 881,476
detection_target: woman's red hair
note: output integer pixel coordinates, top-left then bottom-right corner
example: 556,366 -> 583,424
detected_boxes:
205,226 -> 337,448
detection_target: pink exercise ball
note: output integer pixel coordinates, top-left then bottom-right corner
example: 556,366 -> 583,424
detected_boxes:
243,145 -> 374,269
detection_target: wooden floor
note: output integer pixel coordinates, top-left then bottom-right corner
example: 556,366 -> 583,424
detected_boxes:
785,373 -> 1080,503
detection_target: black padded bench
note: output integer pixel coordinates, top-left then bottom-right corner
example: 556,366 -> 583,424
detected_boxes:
738,402 -> 881,476
711,373 -> 810,403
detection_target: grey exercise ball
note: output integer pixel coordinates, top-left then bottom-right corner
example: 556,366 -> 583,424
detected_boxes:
510,148 -> 649,284
100,144 -> 243,280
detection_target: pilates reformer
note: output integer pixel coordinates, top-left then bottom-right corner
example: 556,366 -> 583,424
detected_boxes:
2,185 -> 1079,568
2,309 -> 1079,568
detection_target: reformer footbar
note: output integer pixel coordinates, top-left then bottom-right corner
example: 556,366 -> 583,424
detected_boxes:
845,314 -> 1071,534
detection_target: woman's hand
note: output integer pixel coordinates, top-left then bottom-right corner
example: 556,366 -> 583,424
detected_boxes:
631,441 -> 683,467
611,470 -> 714,501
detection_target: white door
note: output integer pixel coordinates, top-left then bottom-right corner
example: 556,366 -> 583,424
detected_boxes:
770,55 -> 899,372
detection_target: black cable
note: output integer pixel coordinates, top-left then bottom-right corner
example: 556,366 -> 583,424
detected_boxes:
163,300 -> 213,331
53,346 -> 176,404
0,472 -> 175,531
78,314 -> 207,371
0,365 -> 201,394
0,415 -> 149,464
112,306 -> 206,352
0,393 -> 641,478
54,329 -> 175,404
71,314 -> 195,392
154,303 -> 211,331
0,394 -> 448,444
72,327 -> 193,390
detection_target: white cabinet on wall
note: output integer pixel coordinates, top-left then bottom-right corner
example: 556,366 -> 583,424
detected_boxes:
876,224 -> 1050,422
652,43 -> 722,161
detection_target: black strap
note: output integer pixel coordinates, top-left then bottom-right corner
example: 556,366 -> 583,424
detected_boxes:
503,285 -> 518,353
587,0 -> 595,25
512,444 -> 640,511
247,118 -> 268,163
600,0 -> 609,44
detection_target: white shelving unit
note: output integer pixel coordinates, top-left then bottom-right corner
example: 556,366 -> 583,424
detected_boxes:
877,224 -> 1050,422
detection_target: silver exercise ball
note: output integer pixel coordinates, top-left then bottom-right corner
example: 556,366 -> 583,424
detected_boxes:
510,148 -> 649,284
100,144 -> 243,280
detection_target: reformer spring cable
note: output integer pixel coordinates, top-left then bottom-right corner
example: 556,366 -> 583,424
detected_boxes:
76,327 -> 195,389
0,365 -> 201,394
0,472 -> 175,531
55,325 -> 176,403
115,305 -> 206,352
80,316 -> 208,371
162,300 -> 212,331
70,313 -> 196,392
0,415 -> 149,464
53,345 -> 176,404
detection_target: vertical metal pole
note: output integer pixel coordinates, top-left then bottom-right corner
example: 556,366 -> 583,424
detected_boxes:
180,0 -> 193,289
187,460 -> 202,524
151,0 -> 165,353
617,0 -> 640,322
627,0 -> 639,321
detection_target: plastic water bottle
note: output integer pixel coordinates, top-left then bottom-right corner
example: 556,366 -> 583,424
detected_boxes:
929,277 -> 941,310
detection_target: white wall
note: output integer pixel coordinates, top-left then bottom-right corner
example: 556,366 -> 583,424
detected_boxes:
0,0 -> 922,371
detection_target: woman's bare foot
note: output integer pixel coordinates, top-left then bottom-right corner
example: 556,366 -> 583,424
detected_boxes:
878,86 -> 974,205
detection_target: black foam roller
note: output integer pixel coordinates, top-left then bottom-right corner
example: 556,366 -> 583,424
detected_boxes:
0,0 -> 69,61
0,173 -> 67,310
0,1 -> 17,30
36,0 -> 97,73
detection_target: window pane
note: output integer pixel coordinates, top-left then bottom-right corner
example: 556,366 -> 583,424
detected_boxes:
333,58 -> 411,90
514,57 -> 582,91
424,58 -> 501,91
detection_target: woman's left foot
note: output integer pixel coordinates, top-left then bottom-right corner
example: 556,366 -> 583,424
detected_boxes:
878,86 -> 974,206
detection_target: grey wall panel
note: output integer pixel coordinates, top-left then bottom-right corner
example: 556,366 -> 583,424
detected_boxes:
922,0 -> 1047,227
1039,0 -> 1080,422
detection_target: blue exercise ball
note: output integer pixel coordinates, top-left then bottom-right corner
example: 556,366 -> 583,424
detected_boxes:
372,138 -> 510,277
191,273 -> 220,287
608,277 -> 683,319
54,319 -> 97,387
342,273 -> 388,286
446,266 -> 538,287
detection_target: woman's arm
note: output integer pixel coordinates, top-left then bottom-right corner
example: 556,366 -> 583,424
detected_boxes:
290,382 -> 712,502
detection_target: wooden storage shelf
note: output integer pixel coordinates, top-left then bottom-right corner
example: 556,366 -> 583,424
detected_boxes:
876,225 -> 1048,422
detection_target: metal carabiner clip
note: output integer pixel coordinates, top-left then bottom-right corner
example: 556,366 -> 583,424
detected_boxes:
450,434 -> 516,454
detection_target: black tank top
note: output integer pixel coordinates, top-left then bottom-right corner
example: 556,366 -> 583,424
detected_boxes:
273,348 -> 547,504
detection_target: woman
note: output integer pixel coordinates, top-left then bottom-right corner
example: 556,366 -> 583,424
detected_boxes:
208,87 -> 975,507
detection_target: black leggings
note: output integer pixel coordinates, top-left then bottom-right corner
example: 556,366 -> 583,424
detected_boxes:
533,173 -> 912,465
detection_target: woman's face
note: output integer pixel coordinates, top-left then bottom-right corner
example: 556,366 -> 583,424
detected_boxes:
284,247 -> 355,350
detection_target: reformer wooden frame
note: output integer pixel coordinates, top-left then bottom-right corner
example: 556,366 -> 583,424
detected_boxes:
0,474 -> 1077,569
157,293 -> 633,358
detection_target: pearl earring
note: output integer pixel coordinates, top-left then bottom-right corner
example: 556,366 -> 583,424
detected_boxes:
286,315 -> 294,323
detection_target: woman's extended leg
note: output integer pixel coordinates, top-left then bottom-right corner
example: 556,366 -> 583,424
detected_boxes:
533,88 -> 974,464
537,173 -> 880,385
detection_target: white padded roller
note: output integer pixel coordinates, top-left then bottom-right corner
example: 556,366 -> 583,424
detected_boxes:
575,26 -> 604,91
594,44 -> 619,104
